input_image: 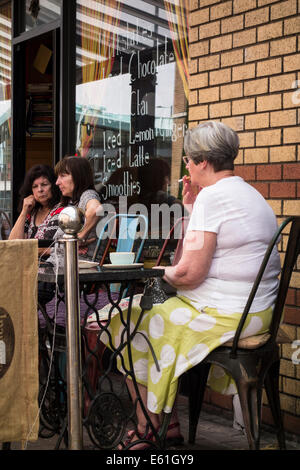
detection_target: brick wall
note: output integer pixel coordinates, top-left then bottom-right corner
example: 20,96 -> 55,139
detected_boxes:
189,0 -> 300,436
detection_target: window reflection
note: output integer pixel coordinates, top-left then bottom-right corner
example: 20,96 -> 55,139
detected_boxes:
76,0 -> 189,221
25,0 -> 61,31
0,2 -> 11,222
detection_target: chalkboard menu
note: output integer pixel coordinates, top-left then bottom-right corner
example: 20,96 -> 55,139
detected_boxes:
76,0 -> 189,231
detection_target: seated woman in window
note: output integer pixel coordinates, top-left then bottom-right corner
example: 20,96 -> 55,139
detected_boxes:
104,121 -> 281,449
47,155 -> 103,266
9,164 -> 63,258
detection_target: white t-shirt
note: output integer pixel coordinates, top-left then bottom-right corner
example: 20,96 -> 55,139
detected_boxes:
177,176 -> 281,313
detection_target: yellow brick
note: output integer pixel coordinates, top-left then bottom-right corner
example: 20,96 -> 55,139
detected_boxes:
267,199 -> 282,215
244,147 -> 269,163
189,72 -> 208,89
257,58 -> 282,76
220,82 -> 243,100
271,0 -> 297,20
189,27 -> 199,43
270,145 -> 296,162
233,28 -> 257,47
256,129 -> 281,146
245,6 -> 269,27
290,272 -> 300,289
284,127 -> 300,143
245,112 -> 270,129
245,43 -> 269,62
244,78 -> 268,96
198,86 -> 219,103
284,16 -> 300,35
270,109 -> 297,127
222,116 -> 244,131
270,37 -> 297,57
209,68 -> 231,85
210,1 -> 232,20
209,101 -> 231,118
284,199 -> 300,215
199,0 -> 221,5
199,20 -> 220,39
232,98 -> 255,115
257,21 -> 283,41
270,73 -> 296,92
234,0 -> 257,13
280,359 -> 296,378
257,94 -> 282,111
210,34 -> 233,53
232,63 -> 255,81
284,53 -> 300,72
189,58 -> 198,75
198,54 -> 220,72
258,0 -> 279,5
282,377 -> 300,395
279,394 -> 296,414
189,8 -> 209,27
238,132 -> 255,148
189,90 -> 198,106
221,49 -> 244,67
235,149 -> 244,165
190,40 -> 209,58
188,104 -> 209,121
221,14 -> 244,33
283,90 -> 300,109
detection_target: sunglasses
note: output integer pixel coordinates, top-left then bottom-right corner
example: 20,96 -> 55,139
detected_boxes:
183,156 -> 191,165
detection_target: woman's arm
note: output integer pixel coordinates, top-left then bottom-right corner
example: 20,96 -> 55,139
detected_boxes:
77,198 -> 102,243
9,195 -> 35,240
163,230 -> 217,290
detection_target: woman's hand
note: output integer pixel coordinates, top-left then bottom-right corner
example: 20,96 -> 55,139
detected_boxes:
22,195 -> 36,214
182,176 -> 201,212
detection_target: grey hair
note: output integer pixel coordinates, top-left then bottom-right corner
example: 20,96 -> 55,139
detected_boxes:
184,121 -> 240,172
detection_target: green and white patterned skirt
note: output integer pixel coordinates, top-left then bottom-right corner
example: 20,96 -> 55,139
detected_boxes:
102,294 -> 272,415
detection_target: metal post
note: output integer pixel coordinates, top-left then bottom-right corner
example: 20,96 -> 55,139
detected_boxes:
59,207 -> 85,450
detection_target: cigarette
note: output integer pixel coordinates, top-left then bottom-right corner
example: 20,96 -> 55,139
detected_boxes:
178,177 -> 191,183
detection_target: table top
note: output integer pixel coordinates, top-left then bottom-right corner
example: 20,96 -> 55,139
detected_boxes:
38,264 -> 165,284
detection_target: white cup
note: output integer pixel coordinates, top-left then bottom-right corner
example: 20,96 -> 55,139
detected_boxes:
109,252 -> 135,265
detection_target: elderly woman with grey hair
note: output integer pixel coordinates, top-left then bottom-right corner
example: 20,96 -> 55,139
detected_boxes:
107,121 -> 281,449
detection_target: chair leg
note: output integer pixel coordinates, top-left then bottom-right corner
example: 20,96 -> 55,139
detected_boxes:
188,363 -> 210,444
237,382 -> 262,450
264,360 -> 286,450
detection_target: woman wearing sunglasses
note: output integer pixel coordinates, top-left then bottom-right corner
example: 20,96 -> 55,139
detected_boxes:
106,121 -> 281,449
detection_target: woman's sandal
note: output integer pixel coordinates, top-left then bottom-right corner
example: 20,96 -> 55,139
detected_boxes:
119,422 -> 184,450
120,428 -> 157,450
165,422 -> 184,447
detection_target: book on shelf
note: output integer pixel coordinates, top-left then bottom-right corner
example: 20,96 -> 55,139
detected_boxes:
26,82 -> 53,137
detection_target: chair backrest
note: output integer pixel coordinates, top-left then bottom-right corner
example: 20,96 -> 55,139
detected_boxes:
230,216 -> 300,357
92,213 -> 148,263
155,216 -> 189,267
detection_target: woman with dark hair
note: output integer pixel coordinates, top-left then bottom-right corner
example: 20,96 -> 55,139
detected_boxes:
9,164 -> 62,255
47,155 -> 102,265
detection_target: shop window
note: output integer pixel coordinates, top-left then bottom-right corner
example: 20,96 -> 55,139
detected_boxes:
0,1 -> 12,220
76,0 -> 189,239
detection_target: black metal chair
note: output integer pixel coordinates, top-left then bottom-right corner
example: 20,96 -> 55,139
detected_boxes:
187,216 -> 300,450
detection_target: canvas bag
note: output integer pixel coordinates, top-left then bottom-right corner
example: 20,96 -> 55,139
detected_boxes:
0,239 -> 39,444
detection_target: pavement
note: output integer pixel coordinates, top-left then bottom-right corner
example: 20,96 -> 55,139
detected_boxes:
4,392 -> 300,453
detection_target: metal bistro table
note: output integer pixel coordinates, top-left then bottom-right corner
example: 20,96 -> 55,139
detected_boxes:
37,263 -> 166,450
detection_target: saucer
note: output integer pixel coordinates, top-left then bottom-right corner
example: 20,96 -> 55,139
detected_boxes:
101,263 -> 144,270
